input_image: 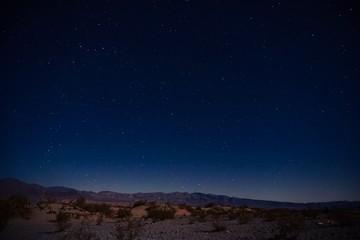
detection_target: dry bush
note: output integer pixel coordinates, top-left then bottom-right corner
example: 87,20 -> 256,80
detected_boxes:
207,206 -> 226,218
204,202 -> 215,208
113,218 -> 143,240
326,208 -> 357,227
96,214 -> 104,225
237,211 -> 254,224
132,200 -> 147,208
117,207 -> 132,218
275,211 -> 305,239
56,211 -> 72,232
6,194 -> 32,219
0,195 -> 32,231
75,196 -> 87,209
178,203 -> 193,212
263,208 -> 290,222
0,200 -> 10,231
301,209 -> 319,219
189,208 -> 207,223
212,216 -> 227,232
146,204 -> 176,221
74,197 -> 113,217
228,208 -> 254,224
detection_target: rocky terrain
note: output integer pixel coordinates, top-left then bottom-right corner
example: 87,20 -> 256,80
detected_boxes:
0,197 -> 359,240
1,178 -> 360,239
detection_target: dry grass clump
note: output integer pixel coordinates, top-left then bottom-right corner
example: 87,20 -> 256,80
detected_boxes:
212,217 -> 227,232
178,203 -> 193,212
112,218 -> 143,240
189,207 -> 207,223
117,207 -> 132,219
74,196 -> 113,217
228,207 -> 254,224
56,210 -> 72,232
207,206 -> 226,218
274,210 -> 305,239
146,203 -> 176,221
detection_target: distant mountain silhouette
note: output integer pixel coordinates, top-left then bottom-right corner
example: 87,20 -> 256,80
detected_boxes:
1,177 -> 359,209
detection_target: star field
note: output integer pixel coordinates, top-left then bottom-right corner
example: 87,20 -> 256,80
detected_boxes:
1,0 -> 360,202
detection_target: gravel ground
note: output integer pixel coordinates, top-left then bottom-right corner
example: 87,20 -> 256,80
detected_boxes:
1,207 -> 359,240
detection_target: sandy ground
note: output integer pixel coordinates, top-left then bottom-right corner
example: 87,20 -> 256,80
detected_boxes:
1,205 -> 359,240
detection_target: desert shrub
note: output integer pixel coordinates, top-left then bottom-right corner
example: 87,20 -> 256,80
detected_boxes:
97,203 -> 112,216
96,214 -> 104,225
75,197 -> 112,217
237,211 -> 253,224
190,208 -> 207,222
204,202 -> 215,208
227,208 -> 237,220
6,194 -> 32,219
75,196 -> 87,209
84,203 -> 111,215
251,208 -> 263,218
0,200 -> 11,231
207,206 -> 226,218
263,208 -> 290,222
178,203 -> 187,209
132,200 -> 147,208
47,209 -> 57,214
117,207 -> 132,218
56,211 -> 71,232
36,201 -> 48,211
301,209 -> 319,219
8,194 -> 30,207
212,217 -> 227,232
178,203 -> 193,212
326,208 -> 357,227
112,218 -> 143,240
276,211 -> 305,239
0,195 -> 32,231
147,204 -> 176,221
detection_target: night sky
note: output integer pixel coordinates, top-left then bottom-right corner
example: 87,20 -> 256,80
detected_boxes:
1,1 -> 360,203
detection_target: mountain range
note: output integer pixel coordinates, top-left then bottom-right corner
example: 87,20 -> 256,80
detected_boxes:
1,177 -> 359,209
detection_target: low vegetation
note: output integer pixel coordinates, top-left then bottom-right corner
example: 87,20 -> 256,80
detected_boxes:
96,214 -> 104,225
0,194 -> 32,231
112,218 -> 143,240
74,196 -> 113,217
325,207 -> 358,227
146,203 -> 176,221
132,200 -> 147,208
228,208 -> 254,225
187,206 -> 206,223
2,195 -> 358,239
270,209 -> 306,239
212,218 -> 227,232
207,206 -> 226,218
56,210 -> 72,232
178,203 -> 193,212
117,207 -> 132,219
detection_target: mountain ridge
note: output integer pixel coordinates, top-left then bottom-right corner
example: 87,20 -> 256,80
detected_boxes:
0,177 -> 359,209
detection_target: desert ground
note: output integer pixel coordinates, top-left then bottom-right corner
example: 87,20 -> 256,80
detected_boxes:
1,197 -> 359,240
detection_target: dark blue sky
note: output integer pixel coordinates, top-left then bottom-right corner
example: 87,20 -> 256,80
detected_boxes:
1,0 -> 360,202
